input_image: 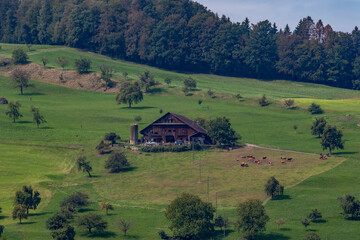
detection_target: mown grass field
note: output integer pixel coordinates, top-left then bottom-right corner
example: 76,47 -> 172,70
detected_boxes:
0,44 -> 359,239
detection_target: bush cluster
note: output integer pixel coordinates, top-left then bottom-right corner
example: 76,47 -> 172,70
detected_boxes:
140,145 -> 190,153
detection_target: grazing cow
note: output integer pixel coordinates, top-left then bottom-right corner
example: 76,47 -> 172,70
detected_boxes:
236,158 -> 240,162
262,156 -> 267,160
241,156 -> 247,158
287,158 -> 293,161
281,156 -> 287,160
326,153 -> 330,157
241,162 -> 248,167
280,160 -> 286,164
268,161 -> 273,165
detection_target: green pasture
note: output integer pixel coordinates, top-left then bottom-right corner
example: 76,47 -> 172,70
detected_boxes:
0,44 -> 359,239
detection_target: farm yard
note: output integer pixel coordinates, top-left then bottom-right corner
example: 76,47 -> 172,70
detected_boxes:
0,44 -> 359,239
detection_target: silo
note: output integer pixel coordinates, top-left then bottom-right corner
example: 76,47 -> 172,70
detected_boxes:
130,124 -> 138,145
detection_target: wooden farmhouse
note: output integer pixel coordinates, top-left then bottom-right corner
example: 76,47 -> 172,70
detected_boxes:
140,112 -> 212,144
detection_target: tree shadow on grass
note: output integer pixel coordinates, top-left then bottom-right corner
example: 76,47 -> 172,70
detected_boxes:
313,219 -> 327,224
306,229 -> 318,232
16,121 -> 32,124
271,195 -> 291,201
120,106 -> 156,110
22,92 -> 46,96
255,233 -> 291,240
86,231 -> 117,238
28,211 -> 52,217
332,152 -> 358,155
279,227 -> 291,231
41,126 -> 54,130
78,208 -> 95,213
148,88 -> 165,94
213,229 -> 235,239
0,216 -> 8,220
121,167 -> 138,173
19,221 -> 36,225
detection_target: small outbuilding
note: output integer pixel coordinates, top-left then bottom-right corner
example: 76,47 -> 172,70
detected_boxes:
140,112 -> 211,144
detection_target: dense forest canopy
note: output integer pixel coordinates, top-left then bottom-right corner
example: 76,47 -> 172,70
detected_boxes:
1,0 -> 360,90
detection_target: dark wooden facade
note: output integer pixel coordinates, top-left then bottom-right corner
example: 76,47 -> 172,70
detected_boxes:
140,112 -> 211,144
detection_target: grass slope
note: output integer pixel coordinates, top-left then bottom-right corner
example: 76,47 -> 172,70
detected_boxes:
0,44 -> 359,239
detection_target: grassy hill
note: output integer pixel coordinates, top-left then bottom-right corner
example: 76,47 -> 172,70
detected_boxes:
0,44 -> 359,239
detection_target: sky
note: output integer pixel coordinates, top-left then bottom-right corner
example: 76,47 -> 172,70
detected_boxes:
195,0 -> 360,33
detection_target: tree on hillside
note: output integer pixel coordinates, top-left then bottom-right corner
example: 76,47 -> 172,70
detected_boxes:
304,232 -> 321,240
214,215 -> 229,231
41,57 -> 49,69
165,77 -> 171,86
60,192 -> 89,210
74,58 -> 92,74
244,20 -> 277,79
321,125 -> 344,155
308,103 -> 323,114
100,64 -> 114,89
51,225 -> 76,240
308,209 -> 322,222
77,212 -> 107,234
104,132 -> 120,147
311,117 -> 327,138
0,225 -> 4,238
118,218 -> 132,237
235,199 -> 269,239
30,106 -> 47,128
206,117 -> 240,145
301,218 -> 310,229
165,193 -> 215,239
99,202 -> 114,215
76,156 -> 92,178
264,176 -> 284,198
14,185 -> 41,215
275,218 -> 285,230
11,68 -> 31,95
105,151 -> 130,173
46,213 -> 69,231
284,99 -> 295,108
56,57 -> 69,71
12,204 -> 27,224
139,70 -> 157,92
259,94 -> 269,106
338,194 -> 360,219
12,48 -> 28,64
116,81 -> 143,108
184,77 -> 197,90
5,101 -> 22,123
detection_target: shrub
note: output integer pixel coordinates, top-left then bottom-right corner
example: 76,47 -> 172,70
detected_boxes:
60,191 -> 89,209
308,103 -> 323,114
74,58 -> 92,74
140,145 -> 190,153
12,48 -> 28,64
284,99 -> 295,108
259,94 -> 269,106
105,151 -> 130,173
183,77 -> 196,89
308,209 -> 322,222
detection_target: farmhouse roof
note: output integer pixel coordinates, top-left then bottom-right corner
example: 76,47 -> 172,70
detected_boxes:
140,112 -> 207,134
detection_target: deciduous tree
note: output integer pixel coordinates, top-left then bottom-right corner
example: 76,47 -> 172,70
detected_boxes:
5,101 -> 22,123
105,151 -> 130,173
308,209 -> 322,222
11,68 -> 31,95
116,82 -> 143,108
235,199 -> 269,239
165,193 -> 215,239
206,117 -> 240,145
12,48 -> 28,64
30,106 -> 47,128
118,218 -> 132,237
308,103 -> 323,114
76,156 -> 92,178
12,204 -> 27,224
183,77 -> 196,90
311,117 -> 327,138
99,202 -> 114,215
140,70 -> 156,92
265,176 -> 284,198
77,212 -> 107,234
338,194 -> 360,219
74,58 -> 92,74
56,57 -> 69,71
104,132 -> 120,147
321,125 -> 344,155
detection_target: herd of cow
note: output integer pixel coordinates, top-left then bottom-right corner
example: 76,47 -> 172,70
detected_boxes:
235,152 -> 330,168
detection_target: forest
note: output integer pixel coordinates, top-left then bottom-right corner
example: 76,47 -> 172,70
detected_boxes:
1,0 -> 360,90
